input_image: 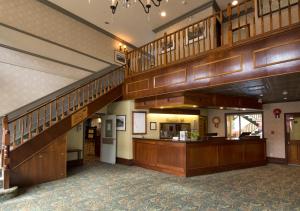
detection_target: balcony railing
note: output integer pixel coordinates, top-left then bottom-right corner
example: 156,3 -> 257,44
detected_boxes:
126,0 -> 300,76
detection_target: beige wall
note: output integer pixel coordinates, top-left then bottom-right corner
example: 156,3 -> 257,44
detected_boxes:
155,7 -> 215,38
135,113 -> 199,139
107,100 -> 202,159
107,100 -> 134,160
263,101 -> 300,159
207,101 -> 300,159
0,0 -> 128,116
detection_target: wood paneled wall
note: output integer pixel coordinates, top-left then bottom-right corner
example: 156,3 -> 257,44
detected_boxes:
124,25 -> 300,99
10,134 -> 67,187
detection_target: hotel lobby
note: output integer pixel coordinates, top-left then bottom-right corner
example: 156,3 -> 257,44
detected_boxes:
1,0 -> 300,210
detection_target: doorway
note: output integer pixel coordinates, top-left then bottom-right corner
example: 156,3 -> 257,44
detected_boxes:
83,115 -> 102,163
285,113 -> 300,165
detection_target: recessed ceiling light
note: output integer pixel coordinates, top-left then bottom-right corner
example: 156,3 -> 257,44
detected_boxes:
284,97 -> 288,100
160,106 -> 164,109
282,91 -> 288,95
160,11 -> 166,17
220,107 -> 224,110
192,105 -> 197,108
242,108 -> 246,111
232,0 -> 238,6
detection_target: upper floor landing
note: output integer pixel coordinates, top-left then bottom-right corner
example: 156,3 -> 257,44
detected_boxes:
124,0 -> 300,99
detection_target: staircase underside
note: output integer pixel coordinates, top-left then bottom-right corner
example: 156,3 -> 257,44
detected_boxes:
9,85 -> 122,175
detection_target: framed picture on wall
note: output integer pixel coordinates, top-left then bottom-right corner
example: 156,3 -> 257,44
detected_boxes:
150,122 -> 157,130
185,22 -> 206,45
160,34 -> 175,54
116,115 -> 126,131
132,111 -> 147,134
257,0 -> 298,16
114,50 -> 126,65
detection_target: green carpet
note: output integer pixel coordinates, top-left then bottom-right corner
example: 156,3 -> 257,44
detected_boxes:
1,162 -> 300,211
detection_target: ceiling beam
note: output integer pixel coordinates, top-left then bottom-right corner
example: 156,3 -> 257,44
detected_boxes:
37,0 -> 137,50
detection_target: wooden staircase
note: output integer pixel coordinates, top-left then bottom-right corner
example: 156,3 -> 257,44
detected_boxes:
1,66 -> 125,189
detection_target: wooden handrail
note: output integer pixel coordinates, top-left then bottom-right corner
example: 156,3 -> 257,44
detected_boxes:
7,66 -> 125,124
2,66 -> 125,154
126,0 -> 299,76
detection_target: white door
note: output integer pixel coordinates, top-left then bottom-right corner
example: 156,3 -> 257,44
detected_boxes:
101,115 -> 117,164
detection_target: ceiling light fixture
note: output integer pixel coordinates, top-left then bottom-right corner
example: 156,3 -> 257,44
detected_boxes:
160,11 -> 166,17
231,0 -> 238,6
282,91 -> 288,95
110,0 -> 166,15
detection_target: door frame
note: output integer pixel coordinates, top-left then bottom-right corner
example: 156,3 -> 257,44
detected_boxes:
284,112 -> 300,164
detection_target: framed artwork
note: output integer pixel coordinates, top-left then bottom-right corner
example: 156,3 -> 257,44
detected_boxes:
257,0 -> 298,17
185,22 -> 206,45
232,24 -> 250,42
114,50 -> 126,65
116,115 -> 126,131
160,35 -> 175,54
132,111 -> 147,134
150,122 -> 157,130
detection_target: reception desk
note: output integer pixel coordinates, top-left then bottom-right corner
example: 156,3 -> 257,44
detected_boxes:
133,137 -> 266,177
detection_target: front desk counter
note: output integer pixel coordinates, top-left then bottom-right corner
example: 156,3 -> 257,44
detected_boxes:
133,137 -> 266,176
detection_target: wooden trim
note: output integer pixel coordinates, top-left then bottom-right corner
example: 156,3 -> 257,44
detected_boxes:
149,108 -> 200,115
153,69 -> 187,89
253,39 -> 300,69
192,55 -> 243,81
126,79 -> 150,94
267,157 -> 287,164
116,157 -> 134,166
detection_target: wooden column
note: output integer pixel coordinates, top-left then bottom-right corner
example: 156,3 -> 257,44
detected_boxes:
2,116 -> 10,189
227,4 -> 233,45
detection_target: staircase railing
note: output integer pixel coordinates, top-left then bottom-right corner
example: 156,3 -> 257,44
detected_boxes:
126,0 -> 300,76
1,66 -> 125,189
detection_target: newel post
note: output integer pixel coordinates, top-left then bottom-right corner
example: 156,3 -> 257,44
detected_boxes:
2,116 -> 10,189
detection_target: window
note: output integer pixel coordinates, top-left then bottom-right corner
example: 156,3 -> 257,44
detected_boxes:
226,113 -> 263,138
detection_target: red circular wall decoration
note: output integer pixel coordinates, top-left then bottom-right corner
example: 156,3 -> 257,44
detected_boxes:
212,117 -> 221,128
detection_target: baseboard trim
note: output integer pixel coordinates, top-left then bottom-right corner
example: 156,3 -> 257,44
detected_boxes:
267,157 -> 287,164
116,157 -> 134,166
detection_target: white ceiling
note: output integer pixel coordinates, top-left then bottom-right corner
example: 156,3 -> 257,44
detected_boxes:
48,0 -> 232,46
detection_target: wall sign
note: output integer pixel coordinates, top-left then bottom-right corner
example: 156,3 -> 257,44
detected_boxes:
71,107 -> 88,127
132,111 -> 147,134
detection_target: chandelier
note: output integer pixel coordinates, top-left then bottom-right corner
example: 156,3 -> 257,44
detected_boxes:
110,0 -> 167,14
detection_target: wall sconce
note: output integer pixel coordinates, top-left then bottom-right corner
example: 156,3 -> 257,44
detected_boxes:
118,43 -> 127,52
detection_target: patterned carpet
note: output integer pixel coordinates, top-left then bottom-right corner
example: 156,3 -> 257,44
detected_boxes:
1,162 -> 300,211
